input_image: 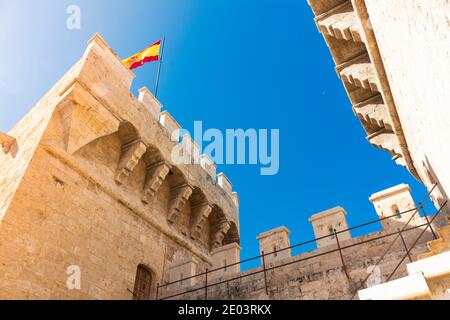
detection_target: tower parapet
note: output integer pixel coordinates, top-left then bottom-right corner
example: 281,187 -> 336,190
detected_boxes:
307,0 -> 419,180
138,87 -> 162,120
257,226 -> 292,264
369,183 -> 420,230
210,242 -> 241,280
309,207 -> 351,248
0,33 -> 241,299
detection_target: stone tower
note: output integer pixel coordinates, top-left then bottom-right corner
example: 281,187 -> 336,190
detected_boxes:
307,0 -> 450,213
257,226 -> 292,264
369,184 -> 419,230
309,207 -> 351,248
0,34 -> 240,300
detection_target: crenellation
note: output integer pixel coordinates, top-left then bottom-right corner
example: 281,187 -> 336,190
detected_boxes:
217,173 -> 233,195
257,227 -> 291,264
159,111 -> 181,142
69,34 -> 237,219
181,134 -> 201,165
85,33 -> 135,89
336,53 -> 379,93
0,33 -> 240,299
0,0 -> 445,300
174,184 -> 441,300
309,207 -> 351,248
307,0 -> 422,181
232,192 -> 240,208
211,218 -> 231,250
353,94 -> 392,133
369,183 -> 421,231
200,154 -> 216,180
210,242 -> 241,280
307,0 -> 351,17
138,87 -> 162,120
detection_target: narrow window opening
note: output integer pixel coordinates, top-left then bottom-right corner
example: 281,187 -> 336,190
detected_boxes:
392,205 -> 401,219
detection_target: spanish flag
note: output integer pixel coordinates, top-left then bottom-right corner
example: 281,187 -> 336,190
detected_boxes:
123,40 -> 161,70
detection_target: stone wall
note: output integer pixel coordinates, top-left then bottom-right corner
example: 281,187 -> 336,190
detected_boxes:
363,0 -> 450,210
306,0 -> 450,211
161,211 -> 443,300
0,61 -> 83,223
0,34 -> 240,300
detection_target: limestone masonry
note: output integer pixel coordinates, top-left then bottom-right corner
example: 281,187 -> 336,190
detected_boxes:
307,0 -> 450,213
161,184 -> 448,300
0,34 -> 239,299
1,0 -> 450,300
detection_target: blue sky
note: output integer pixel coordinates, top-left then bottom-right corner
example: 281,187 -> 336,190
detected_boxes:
0,0 -> 430,267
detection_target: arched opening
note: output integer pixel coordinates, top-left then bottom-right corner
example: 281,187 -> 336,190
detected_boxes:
133,264 -> 153,300
209,205 -> 229,250
189,187 -> 210,246
118,121 -> 140,145
142,144 -> 165,166
223,221 -> 240,246
166,166 -> 187,188
165,166 -> 191,232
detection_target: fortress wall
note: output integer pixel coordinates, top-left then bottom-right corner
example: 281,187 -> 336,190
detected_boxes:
0,144 -> 212,299
0,34 -> 240,299
0,62 -> 83,223
163,224 -> 434,300
363,0 -> 450,211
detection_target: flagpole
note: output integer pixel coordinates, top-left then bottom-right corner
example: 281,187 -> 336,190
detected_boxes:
154,36 -> 165,98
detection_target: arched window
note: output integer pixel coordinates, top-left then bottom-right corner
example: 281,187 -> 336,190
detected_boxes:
392,205 -> 401,219
133,265 -> 153,300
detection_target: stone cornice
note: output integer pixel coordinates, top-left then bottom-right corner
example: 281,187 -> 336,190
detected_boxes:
308,0 -> 421,181
351,0 -> 420,181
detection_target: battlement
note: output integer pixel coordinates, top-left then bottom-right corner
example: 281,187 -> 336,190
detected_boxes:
83,34 -> 237,201
369,183 -> 411,202
163,183 -> 443,300
0,33 -> 240,278
77,33 -> 237,242
64,34 -> 234,210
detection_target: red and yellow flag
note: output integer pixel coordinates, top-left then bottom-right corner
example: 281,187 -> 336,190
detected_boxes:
123,40 -> 161,70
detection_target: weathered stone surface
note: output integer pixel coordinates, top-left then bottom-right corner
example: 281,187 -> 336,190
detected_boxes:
309,207 -> 351,248
0,34 -> 239,300
257,227 -> 291,264
162,184 -> 441,301
316,1 -> 362,43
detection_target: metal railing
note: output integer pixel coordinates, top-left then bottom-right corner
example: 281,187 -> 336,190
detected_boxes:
129,184 -> 446,300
